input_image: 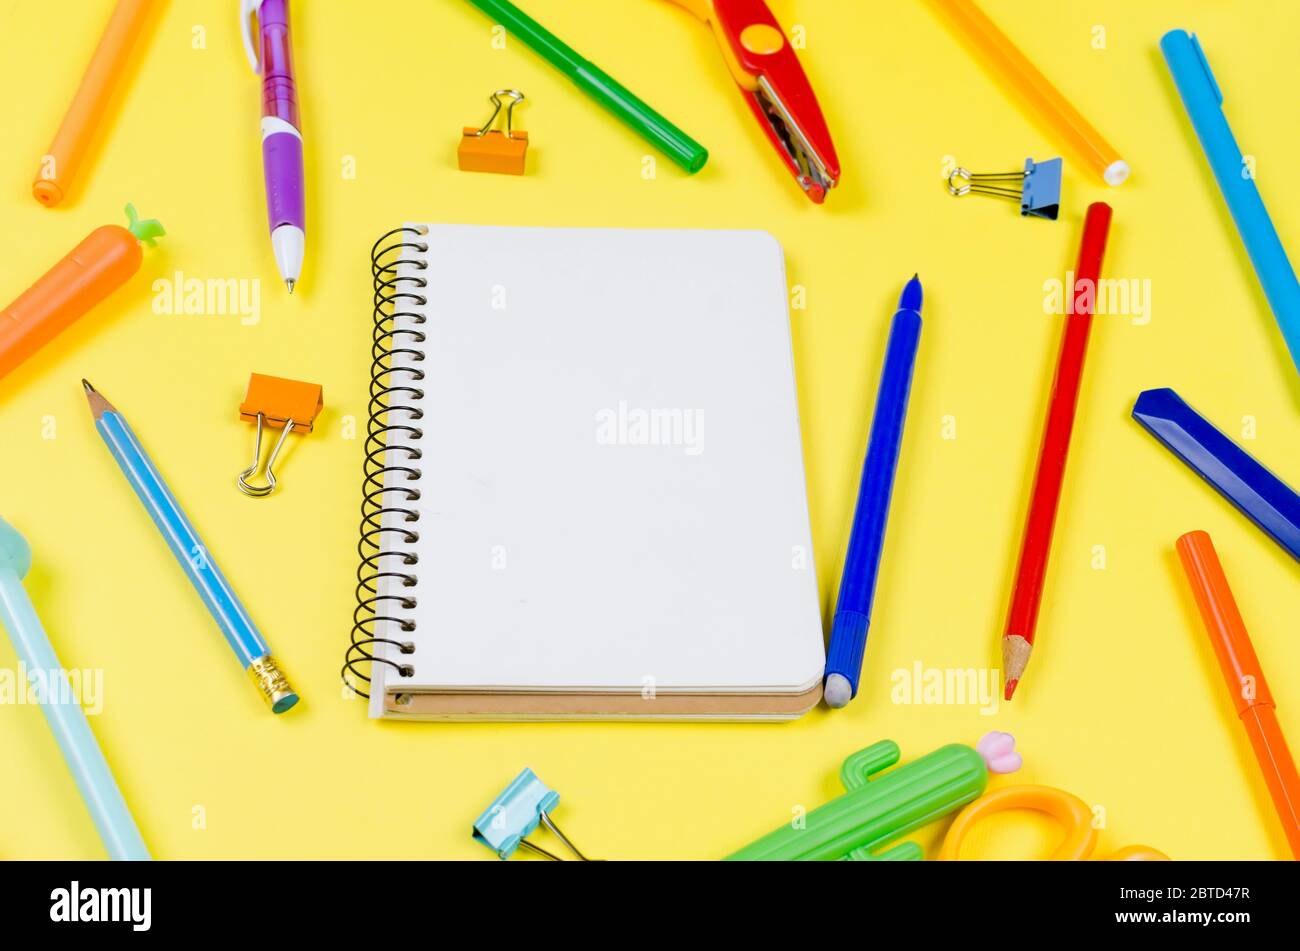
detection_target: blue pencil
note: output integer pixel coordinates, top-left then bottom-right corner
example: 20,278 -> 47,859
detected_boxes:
1161,30 -> 1300,377
824,276 -> 923,708
0,518 -> 150,860
83,381 -> 298,714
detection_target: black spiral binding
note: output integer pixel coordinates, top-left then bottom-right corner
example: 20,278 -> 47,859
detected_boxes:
343,227 -> 429,698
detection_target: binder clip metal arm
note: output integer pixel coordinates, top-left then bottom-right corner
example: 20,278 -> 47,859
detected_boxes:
474,89 -> 526,140
239,413 -> 298,497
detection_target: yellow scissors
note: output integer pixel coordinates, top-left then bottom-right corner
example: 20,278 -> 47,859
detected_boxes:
938,785 -> 1170,861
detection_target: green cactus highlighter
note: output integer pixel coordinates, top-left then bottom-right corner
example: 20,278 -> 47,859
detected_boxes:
727,733 -> 1021,861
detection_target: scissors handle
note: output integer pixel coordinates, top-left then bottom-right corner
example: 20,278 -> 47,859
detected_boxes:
939,785 -> 1099,860
939,785 -> 1170,860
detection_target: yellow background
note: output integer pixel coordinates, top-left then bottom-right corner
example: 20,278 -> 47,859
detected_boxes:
1,0 -> 1297,861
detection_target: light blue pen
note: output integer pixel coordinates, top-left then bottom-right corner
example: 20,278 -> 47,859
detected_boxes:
83,380 -> 298,714
0,517 -> 150,860
1161,29 -> 1300,377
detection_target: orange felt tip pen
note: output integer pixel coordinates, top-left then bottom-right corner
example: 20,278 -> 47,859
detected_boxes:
1176,530 -> 1300,859
0,205 -> 164,385
928,0 -> 1129,187
32,0 -> 155,207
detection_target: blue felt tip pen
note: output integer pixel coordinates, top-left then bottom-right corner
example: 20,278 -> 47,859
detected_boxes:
83,380 -> 298,714
824,276 -> 923,709
1161,30 -> 1300,378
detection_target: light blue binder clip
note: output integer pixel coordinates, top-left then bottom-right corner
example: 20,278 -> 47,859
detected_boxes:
472,768 -> 596,861
947,157 -> 1063,220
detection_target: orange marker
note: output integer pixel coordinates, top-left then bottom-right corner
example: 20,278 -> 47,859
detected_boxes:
929,0 -> 1129,187
0,205 -> 164,384
1177,530 -> 1300,859
32,0 -> 155,207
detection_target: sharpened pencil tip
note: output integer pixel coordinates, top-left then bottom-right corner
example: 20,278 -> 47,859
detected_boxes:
285,279 -> 295,295
1004,678 -> 1018,701
81,379 -> 114,419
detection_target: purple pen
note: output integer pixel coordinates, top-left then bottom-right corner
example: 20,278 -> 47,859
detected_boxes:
242,0 -> 305,293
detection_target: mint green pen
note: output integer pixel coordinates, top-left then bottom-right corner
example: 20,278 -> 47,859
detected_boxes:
462,0 -> 708,172
0,518 -> 150,860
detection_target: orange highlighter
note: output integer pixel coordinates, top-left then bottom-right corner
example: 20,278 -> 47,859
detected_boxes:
32,0 -> 155,207
0,205 -> 164,384
1177,530 -> 1300,859
928,0 -> 1128,186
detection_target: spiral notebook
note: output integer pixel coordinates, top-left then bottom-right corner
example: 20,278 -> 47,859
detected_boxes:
347,224 -> 824,720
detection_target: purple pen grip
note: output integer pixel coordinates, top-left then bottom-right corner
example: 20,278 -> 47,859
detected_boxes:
263,133 -> 305,233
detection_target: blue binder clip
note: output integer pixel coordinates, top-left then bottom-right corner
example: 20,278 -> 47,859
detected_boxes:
472,768 -> 596,861
947,157 -> 1063,220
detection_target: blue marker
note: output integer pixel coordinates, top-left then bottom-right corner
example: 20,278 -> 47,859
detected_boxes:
83,381 -> 298,714
1161,30 -> 1300,377
824,277 -> 923,709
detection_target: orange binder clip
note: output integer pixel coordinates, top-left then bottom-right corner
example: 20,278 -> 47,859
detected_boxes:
237,373 -> 323,498
458,89 -> 529,175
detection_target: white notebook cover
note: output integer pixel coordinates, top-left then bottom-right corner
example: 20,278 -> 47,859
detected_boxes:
368,225 -> 823,718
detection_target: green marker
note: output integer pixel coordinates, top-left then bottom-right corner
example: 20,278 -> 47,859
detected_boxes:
463,0 -> 708,173
726,733 -> 1022,861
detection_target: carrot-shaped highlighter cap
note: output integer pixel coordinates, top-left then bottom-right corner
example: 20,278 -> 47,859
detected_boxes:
124,203 -> 165,247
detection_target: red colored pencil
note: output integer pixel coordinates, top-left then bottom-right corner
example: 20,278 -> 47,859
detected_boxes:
1002,202 -> 1113,700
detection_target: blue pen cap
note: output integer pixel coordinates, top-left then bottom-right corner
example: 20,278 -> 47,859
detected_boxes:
1162,31 -> 1223,104
1132,388 -> 1300,563
472,768 -> 561,860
